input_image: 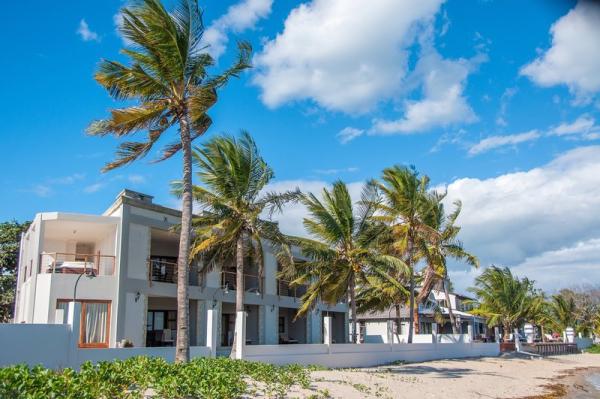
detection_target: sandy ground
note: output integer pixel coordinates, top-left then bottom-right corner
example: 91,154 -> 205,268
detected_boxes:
286,354 -> 600,399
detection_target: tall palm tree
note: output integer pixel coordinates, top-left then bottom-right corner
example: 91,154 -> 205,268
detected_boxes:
416,199 -> 479,334
469,266 -> 537,340
285,182 -> 405,343
527,293 -> 550,342
179,132 -> 298,357
369,166 -> 438,343
547,294 -> 577,334
88,0 -> 251,362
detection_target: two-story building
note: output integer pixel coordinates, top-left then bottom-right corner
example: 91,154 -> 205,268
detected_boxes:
13,189 -> 348,350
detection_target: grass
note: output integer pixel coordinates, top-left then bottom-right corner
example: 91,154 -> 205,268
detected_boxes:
584,344 -> 600,354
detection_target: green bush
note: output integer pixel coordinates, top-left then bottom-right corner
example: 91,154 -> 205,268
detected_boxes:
585,344 -> 600,354
0,357 -> 312,399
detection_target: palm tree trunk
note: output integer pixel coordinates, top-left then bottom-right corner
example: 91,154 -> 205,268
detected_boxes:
230,233 -> 245,358
503,322 -> 511,341
395,303 -> 402,343
408,266 -> 415,343
444,277 -> 458,334
541,325 -> 546,342
175,114 -> 192,363
349,273 -> 357,343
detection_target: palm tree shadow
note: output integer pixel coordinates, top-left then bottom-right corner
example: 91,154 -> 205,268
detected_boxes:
375,359 -> 511,379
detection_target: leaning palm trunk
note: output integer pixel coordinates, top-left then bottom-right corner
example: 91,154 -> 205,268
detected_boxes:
175,115 -> 192,363
443,277 -> 459,334
395,303 -> 402,342
231,234 -> 245,358
349,273 -> 357,343
408,267 -> 416,342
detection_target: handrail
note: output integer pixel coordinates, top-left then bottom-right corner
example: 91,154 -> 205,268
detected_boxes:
276,278 -> 306,298
40,252 -> 116,276
221,270 -> 262,292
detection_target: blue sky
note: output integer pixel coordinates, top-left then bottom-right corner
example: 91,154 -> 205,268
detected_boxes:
2,0 -> 600,292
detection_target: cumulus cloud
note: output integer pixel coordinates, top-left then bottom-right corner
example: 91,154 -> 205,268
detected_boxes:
444,146 -> 600,288
548,115 -> 600,140
203,0 -> 272,60
371,49 -> 482,134
337,127 -> 364,144
253,0 -> 443,113
468,130 -> 540,156
77,19 -> 100,42
520,1 -> 600,100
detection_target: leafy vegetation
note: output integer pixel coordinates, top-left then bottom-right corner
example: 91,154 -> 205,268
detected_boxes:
0,220 -> 30,322
585,344 -> 600,354
0,357 -> 311,399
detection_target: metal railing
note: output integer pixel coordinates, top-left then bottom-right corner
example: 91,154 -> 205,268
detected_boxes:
148,259 -> 178,284
276,279 -> 306,298
524,342 -> 579,356
221,271 -> 261,292
40,252 -> 116,276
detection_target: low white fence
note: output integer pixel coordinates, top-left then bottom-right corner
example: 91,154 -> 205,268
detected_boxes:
243,342 -> 499,368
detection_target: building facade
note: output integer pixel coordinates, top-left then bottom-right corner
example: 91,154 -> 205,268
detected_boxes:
14,189 -> 348,349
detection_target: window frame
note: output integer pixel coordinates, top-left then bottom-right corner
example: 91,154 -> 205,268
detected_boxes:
57,299 -> 111,348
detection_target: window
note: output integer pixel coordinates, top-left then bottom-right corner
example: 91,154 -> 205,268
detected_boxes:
146,310 -> 177,347
420,322 -> 432,334
279,317 -> 285,333
57,300 -> 111,348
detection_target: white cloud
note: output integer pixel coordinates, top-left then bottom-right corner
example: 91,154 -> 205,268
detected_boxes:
511,238 -> 600,291
77,19 -> 100,42
49,173 -> 85,185
468,130 -> 540,156
313,167 -> 358,175
30,185 -> 52,198
253,0 -> 444,113
370,49 -> 482,134
520,1 -> 600,100
84,183 -> 105,193
495,87 -> 517,127
548,115 -> 600,140
128,174 -> 146,185
444,146 -> 600,291
337,127 -> 364,144
203,0 -> 273,60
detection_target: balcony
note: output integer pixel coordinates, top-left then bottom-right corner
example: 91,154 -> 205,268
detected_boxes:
40,252 -> 116,276
221,270 -> 262,293
148,258 -> 178,284
277,279 -> 307,298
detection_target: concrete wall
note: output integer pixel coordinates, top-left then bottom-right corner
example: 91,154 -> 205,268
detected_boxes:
243,342 -> 500,368
0,323 -> 71,369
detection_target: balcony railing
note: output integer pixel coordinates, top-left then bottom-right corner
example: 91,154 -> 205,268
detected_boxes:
40,252 -> 116,276
277,279 -> 306,298
221,271 -> 261,292
148,258 -> 178,284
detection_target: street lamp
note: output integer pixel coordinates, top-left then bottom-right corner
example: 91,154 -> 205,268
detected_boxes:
211,281 -> 230,308
73,269 -> 96,302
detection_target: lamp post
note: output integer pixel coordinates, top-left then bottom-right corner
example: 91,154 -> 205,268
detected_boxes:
73,269 -> 96,302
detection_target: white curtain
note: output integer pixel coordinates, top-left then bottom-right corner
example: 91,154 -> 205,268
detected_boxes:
84,303 -> 108,344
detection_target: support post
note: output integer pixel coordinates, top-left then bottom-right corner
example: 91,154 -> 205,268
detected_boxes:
323,315 -> 332,353
67,301 -> 81,368
467,324 -> 473,343
514,328 -> 521,351
387,320 -> 394,345
524,323 -> 534,343
206,307 -> 218,358
565,327 -> 574,343
431,322 -> 438,343
494,327 -> 500,343
234,311 -> 246,360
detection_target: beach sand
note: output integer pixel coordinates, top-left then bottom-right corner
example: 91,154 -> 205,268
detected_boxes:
286,353 -> 600,398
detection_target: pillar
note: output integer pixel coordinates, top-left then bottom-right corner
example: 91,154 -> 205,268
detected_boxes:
233,311 -> 246,359
323,315 -> 333,346
494,327 -> 500,342
67,301 -> 82,367
524,323 -> 534,344
467,324 -> 473,343
565,327 -> 575,343
431,322 -> 438,343
264,304 -> 278,344
387,320 -> 394,344
206,308 -> 218,358
514,328 -> 521,351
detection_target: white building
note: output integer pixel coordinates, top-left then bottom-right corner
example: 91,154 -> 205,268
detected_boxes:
14,189 -> 348,350
356,290 -> 489,343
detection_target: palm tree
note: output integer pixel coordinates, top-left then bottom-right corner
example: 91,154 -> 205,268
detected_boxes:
416,199 -> 479,334
547,294 -> 577,334
88,0 -> 251,362
527,293 -> 550,342
369,166 -> 438,343
469,266 -> 537,340
285,182 -> 405,343
179,132 -> 298,357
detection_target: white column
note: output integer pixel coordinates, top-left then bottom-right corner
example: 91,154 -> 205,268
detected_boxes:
323,315 -> 333,347
524,323 -> 534,343
565,327 -> 575,343
467,324 -> 473,343
234,311 -> 246,360
67,301 -> 81,367
387,320 -> 394,344
494,327 -> 501,342
514,328 -> 521,351
431,322 -> 438,343
206,307 -> 218,358
264,305 -> 278,344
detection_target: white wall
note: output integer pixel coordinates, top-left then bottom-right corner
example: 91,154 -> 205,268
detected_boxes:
0,324 -> 71,369
243,342 -> 500,368
127,223 -> 150,280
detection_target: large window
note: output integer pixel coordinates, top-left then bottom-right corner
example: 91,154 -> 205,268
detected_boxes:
56,300 -> 111,348
146,310 -> 177,347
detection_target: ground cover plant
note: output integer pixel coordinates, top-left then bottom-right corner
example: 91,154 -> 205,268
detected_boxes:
0,356 -> 312,399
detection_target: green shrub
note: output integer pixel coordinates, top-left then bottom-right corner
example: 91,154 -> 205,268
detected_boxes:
0,357 -> 312,399
585,344 -> 600,354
